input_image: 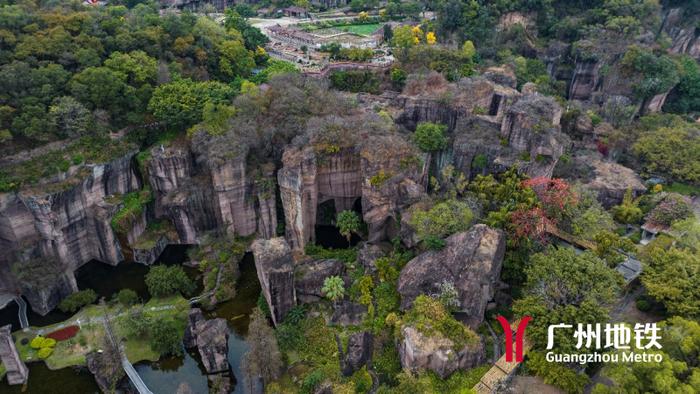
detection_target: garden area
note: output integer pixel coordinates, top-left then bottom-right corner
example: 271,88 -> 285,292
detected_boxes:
2,295 -> 190,375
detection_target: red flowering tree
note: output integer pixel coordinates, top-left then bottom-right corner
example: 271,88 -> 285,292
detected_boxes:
510,207 -> 552,242
522,177 -> 577,219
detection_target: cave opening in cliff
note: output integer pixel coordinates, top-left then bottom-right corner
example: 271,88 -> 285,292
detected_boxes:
315,198 -> 363,249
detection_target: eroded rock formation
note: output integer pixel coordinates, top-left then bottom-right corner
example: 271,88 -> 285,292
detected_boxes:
251,237 -> 296,326
397,225 -> 506,328
399,326 -> 483,378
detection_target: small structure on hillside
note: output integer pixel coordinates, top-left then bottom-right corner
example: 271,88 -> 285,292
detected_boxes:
283,6 -> 309,18
0,324 -> 28,385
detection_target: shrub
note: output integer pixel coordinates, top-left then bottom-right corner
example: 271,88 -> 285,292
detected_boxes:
409,199 -> 473,244
46,326 -> 80,341
59,289 -> 98,313
647,194 -> 693,226
635,298 -> 651,312
38,347 -> 54,359
301,369 -> 325,394
145,265 -> 196,298
413,122 -> 448,152
322,275 -> 345,302
115,289 -> 139,307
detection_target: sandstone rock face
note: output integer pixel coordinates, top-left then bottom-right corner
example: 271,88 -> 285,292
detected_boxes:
210,159 -> 257,237
183,308 -> 205,349
399,326 -> 483,378
498,94 -> 567,178
251,238 -> 296,326
394,78 -> 566,180
86,347 -> 131,393
397,225 -> 505,327
357,242 -> 391,273
0,152 -> 140,314
295,259 -> 344,303
195,318 -> 230,373
338,331 -> 373,376
183,308 -> 230,374
580,156 -> 646,208
279,138 -> 424,250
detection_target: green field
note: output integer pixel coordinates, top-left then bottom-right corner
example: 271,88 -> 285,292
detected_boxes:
336,23 -> 382,36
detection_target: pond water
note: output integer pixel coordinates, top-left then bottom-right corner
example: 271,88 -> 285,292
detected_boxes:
0,246 -> 260,394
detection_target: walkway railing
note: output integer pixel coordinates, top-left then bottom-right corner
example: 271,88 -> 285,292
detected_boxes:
14,297 -> 28,330
101,303 -> 154,394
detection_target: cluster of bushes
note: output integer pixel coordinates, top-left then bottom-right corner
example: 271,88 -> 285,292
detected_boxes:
58,289 -> 98,313
30,336 -> 57,359
145,265 -> 196,298
329,70 -> 380,93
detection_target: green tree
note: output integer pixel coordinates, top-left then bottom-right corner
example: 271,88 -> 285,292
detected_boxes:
633,124 -> 700,184
593,230 -> 635,267
148,79 -> 234,129
58,289 -> 98,313
242,308 -> 283,391
620,46 -> 680,100
664,56 -> 700,114
115,289 -> 139,307
104,50 -> 157,86
322,275 -> 345,303
145,265 -> 196,298
413,122 -> 448,152
49,96 -> 93,138
148,317 -> 183,357
642,246 -> 700,318
409,199 -> 473,247
612,188 -> 643,224
336,210 -> 361,243
593,317 -> 700,394
513,247 -> 621,354
218,38 -> 255,78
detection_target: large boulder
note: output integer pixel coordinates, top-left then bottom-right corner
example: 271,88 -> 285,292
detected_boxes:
295,259 -> 344,303
251,237 -> 296,326
337,331 -> 373,377
397,225 -> 505,327
196,318 -> 230,374
183,308 -> 205,348
399,326 -> 483,379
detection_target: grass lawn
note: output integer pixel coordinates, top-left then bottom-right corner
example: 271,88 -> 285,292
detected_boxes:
665,182 -> 700,196
336,23 -> 381,36
10,295 -> 189,373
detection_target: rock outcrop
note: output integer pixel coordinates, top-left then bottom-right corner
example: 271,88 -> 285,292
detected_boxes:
0,152 -> 140,314
295,258 -> 344,303
399,326 -> 483,378
397,225 -> 505,327
337,331 -> 373,376
0,325 -> 28,385
331,301 -> 368,326
251,237 -> 296,326
195,318 -> 230,374
279,136 -> 424,250
183,308 -> 231,376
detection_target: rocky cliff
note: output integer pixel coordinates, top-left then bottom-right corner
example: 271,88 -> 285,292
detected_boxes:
394,76 -> 567,180
0,152 -> 140,314
398,225 -> 506,328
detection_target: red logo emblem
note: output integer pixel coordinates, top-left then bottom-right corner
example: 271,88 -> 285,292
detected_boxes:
497,316 -> 532,362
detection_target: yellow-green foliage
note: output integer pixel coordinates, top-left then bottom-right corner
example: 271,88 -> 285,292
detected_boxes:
403,295 -> 478,349
369,170 -> 392,187
30,336 -> 56,350
37,347 -> 54,359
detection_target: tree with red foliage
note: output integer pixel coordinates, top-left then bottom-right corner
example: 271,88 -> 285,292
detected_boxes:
522,177 -> 577,219
510,207 -> 552,242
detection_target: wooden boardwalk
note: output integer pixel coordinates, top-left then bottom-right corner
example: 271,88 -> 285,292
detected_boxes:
473,320 -> 531,393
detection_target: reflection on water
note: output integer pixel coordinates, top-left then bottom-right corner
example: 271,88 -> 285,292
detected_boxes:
135,348 -> 209,394
136,252 -> 260,393
0,361 -> 99,394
